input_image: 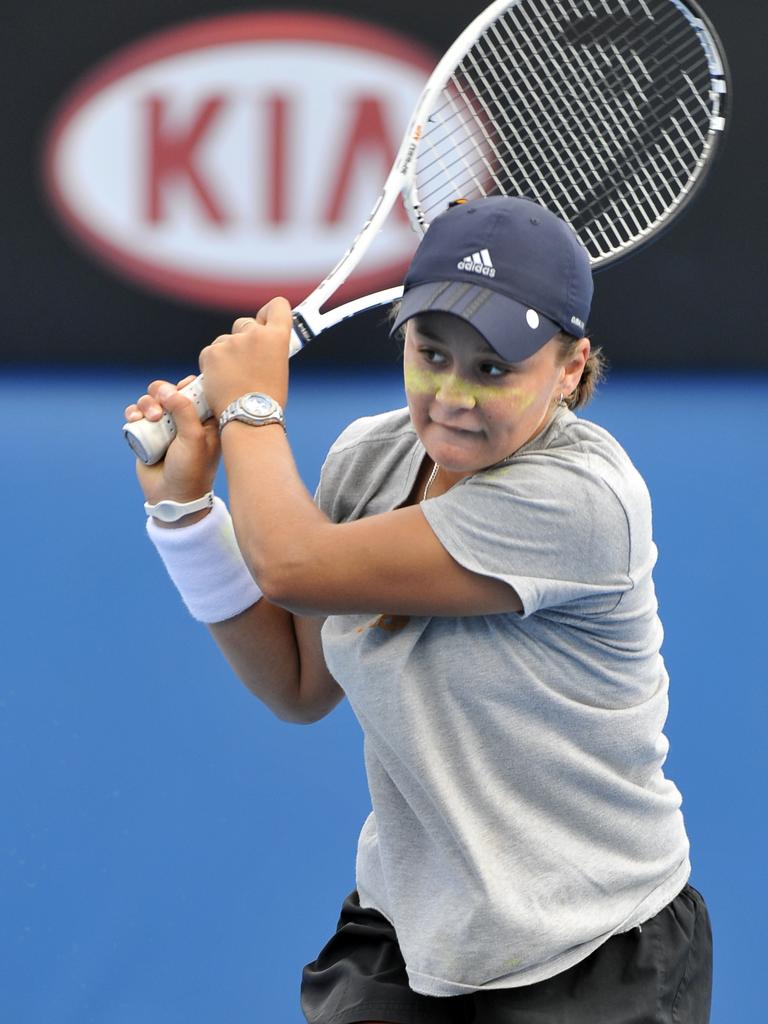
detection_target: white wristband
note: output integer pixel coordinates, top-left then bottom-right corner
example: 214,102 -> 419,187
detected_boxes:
146,496 -> 263,623
145,491 -> 214,522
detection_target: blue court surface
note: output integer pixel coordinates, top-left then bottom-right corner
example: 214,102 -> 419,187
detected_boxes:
1,365 -> 765,1023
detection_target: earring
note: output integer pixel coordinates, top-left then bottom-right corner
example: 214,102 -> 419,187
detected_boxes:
558,393 -> 565,405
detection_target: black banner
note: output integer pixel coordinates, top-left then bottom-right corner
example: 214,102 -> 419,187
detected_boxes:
2,0 -> 764,369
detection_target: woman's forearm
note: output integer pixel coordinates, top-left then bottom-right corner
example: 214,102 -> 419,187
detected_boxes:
208,597 -> 304,722
209,598 -> 342,725
220,421 -> 328,601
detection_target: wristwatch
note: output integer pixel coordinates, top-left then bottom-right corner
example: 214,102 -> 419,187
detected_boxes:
218,392 -> 286,433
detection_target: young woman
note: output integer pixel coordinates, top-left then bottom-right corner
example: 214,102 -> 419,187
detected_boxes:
126,197 -> 712,1023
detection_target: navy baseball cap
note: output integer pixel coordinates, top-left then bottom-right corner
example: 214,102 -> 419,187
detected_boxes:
391,197 -> 593,362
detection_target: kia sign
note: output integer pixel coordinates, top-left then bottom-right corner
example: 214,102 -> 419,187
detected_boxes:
43,13 -> 434,310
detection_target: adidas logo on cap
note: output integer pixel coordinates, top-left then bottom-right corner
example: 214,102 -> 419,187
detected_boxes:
457,249 -> 496,278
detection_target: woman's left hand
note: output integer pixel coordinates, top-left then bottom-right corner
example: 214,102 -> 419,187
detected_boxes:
199,296 -> 293,416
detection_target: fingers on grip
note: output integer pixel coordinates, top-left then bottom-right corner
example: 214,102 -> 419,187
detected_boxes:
256,296 -> 292,326
126,379 -> 194,429
132,392 -> 163,421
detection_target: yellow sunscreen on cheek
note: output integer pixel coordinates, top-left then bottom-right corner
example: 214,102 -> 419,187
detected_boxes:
404,365 -> 536,411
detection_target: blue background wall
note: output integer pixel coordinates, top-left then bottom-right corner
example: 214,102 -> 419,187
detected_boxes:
1,366 -> 765,1022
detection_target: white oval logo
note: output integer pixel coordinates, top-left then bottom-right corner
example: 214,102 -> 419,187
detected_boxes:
43,13 -> 434,309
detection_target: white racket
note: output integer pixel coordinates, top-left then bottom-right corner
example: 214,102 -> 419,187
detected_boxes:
124,0 -> 729,464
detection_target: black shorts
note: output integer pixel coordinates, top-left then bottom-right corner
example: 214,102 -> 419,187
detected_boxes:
301,884 -> 712,1024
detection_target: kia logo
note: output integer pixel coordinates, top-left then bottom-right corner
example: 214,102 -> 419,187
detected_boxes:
43,13 -> 434,309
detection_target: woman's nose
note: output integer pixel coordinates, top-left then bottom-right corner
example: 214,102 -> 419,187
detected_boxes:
435,376 -> 477,410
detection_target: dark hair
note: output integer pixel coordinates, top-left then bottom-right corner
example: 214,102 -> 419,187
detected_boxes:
555,330 -> 607,410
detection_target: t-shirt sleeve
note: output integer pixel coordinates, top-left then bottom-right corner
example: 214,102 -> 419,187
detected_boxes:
313,412 -> 411,524
420,452 -> 633,617
313,416 -> 374,520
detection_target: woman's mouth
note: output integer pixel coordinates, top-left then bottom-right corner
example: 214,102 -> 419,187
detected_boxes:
430,420 -> 482,437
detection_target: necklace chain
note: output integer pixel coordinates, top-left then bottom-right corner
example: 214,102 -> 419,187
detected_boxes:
422,461 -> 440,501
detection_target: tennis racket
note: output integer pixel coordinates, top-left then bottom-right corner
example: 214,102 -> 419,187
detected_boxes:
124,0 -> 729,464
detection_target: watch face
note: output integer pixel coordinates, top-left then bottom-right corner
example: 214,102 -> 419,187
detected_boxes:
241,394 -> 275,417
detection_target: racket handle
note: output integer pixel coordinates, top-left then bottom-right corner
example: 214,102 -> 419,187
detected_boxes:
123,328 -> 306,465
123,374 -> 212,465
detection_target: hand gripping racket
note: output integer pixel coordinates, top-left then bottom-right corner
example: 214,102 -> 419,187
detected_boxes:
124,0 -> 729,464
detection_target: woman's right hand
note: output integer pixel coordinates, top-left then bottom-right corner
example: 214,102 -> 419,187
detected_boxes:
125,375 -> 222,512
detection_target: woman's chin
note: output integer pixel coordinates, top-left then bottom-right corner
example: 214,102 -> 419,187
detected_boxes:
424,437 -> 490,475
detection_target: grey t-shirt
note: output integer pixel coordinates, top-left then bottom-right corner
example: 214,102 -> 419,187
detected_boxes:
316,405 -> 690,997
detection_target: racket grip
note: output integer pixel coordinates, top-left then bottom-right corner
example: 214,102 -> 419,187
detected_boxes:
122,375 -> 212,465
123,328 -> 305,465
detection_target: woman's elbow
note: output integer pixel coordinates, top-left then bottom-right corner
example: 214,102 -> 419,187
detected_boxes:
273,703 -> 322,725
272,694 -> 338,725
257,565 -> 328,617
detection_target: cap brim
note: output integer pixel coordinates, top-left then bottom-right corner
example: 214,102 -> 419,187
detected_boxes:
390,281 -> 561,363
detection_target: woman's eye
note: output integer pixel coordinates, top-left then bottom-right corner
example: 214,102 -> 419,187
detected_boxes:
481,363 -> 507,378
420,348 -> 445,365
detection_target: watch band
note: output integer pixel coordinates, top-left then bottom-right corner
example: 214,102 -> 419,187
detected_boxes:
144,491 -> 215,523
218,392 -> 286,433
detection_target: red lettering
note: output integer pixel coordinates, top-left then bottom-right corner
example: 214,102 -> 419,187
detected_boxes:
145,96 -> 228,224
266,95 -> 288,225
323,96 -> 406,224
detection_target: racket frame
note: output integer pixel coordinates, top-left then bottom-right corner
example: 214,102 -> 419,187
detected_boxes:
290,0 -> 523,350
124,0 -> 730,465
291,0 -> 730,346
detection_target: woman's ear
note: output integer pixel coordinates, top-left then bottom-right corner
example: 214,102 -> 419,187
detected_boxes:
561,337 -> 591,396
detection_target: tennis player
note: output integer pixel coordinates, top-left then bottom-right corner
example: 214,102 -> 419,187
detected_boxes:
126,197 -> 712,1023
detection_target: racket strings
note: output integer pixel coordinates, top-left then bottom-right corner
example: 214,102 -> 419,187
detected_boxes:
538,17 -> 699,238
482,14 -> 619,206
480,8 -> 710,245
460,37 -> 591,202
412,0 -> 720,262
440,5 -> 709,216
